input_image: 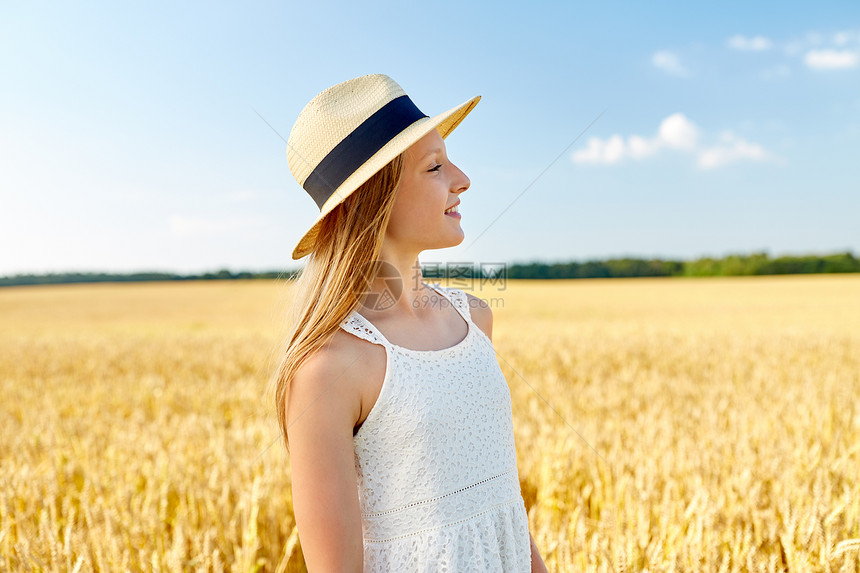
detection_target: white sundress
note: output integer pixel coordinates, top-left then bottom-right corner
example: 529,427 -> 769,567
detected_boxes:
338,282 -> 532,572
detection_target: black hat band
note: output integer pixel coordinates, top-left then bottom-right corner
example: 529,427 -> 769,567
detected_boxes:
303,95 -> 429,209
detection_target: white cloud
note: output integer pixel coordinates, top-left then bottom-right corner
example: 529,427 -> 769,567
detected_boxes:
628,134 -> 659,159
804,49 -> 860,70
600,135 -> 626,163
784,29 -> 860,56
572,113 -> 698,165
727,35 -> 772,51
658,113 -> 699,149
697,132 -> 771,169
572,135 -> 626,165
652,50 -> 689,77
572,115 -> 776,170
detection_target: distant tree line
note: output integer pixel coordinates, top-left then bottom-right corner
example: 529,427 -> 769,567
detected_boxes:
1,251 -> 857,287
0,269 -> 298,287
498,251 -> 860,280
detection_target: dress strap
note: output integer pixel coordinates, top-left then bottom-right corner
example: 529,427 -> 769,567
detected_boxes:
425,282 -> 473,325
339,283 -> 472,346
339,311 -> 392,348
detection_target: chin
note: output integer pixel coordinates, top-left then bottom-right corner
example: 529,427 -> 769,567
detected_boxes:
422,234 -> 465,252
443,233 -> 466,249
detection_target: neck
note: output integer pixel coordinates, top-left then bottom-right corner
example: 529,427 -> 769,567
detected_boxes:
358,251 -> 431,319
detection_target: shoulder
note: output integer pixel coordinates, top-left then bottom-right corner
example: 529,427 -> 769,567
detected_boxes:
462,290 -> 493,341
293,327 -> 386,391
287,328 -> 381,438
293,328 -> 364,381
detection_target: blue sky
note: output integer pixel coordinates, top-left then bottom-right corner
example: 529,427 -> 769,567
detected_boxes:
1,1 -> 858,275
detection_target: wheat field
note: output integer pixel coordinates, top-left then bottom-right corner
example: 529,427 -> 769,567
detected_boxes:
1,275 -> 858,572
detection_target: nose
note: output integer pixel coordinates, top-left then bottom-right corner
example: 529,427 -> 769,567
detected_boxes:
450,162 -> 470,194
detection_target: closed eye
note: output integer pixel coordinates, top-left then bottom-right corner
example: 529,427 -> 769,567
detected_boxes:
428,163 -> 442,172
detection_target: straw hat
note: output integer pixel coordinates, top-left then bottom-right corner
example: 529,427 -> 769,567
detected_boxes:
286,73 -> 480,260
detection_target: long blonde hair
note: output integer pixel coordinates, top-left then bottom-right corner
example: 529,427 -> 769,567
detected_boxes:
273,152 -> 405,449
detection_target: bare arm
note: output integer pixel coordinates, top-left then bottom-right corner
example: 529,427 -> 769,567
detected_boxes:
467,293 -> 549,572
530,532 -> 549,572
286,346 -> 364,572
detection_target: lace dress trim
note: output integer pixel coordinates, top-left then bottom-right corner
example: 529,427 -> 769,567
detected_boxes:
339,282 -> 486,352
361,468 -> 522,542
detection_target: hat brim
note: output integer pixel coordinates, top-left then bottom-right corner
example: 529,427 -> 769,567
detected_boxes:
291,94 -> 481,260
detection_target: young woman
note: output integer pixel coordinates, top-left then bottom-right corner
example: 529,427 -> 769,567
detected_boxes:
275,74 -> 548,572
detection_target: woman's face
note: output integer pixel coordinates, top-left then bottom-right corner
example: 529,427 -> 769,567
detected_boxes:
385,128 -> 471,253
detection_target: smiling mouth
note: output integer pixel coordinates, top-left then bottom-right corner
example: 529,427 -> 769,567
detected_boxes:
444,203 -> 459,214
